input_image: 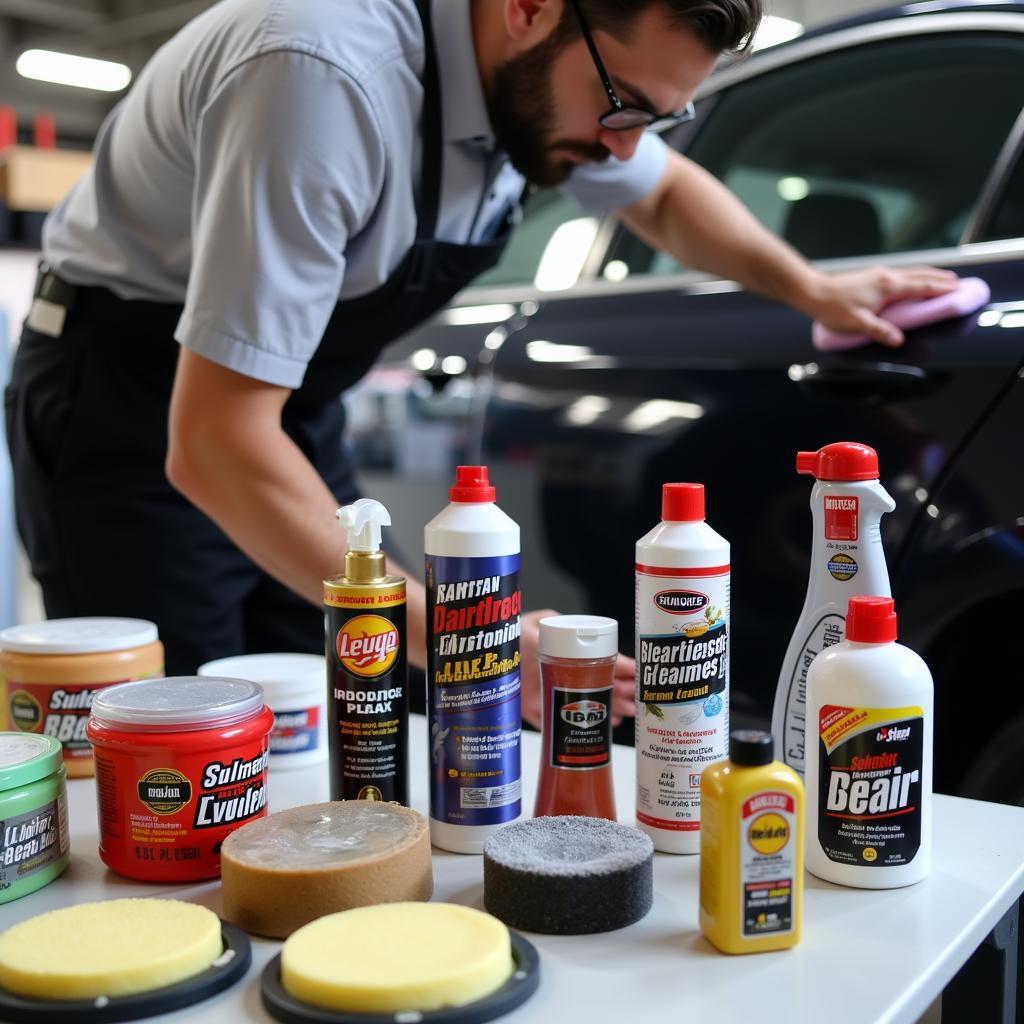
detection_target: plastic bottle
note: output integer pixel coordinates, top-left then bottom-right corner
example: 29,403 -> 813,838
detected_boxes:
533,614 -> 617,821
425,466 -> 522,854
804,596 -> 933,888
772,442 -> 895,776
324,499 -> 409,804
635,482 -> 730,854
700,730 -> 803,954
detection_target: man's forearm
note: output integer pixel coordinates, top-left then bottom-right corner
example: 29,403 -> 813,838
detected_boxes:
618,150 -> 827,314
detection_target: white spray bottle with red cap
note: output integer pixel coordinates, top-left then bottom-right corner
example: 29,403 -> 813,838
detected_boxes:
772,442 -> 895,777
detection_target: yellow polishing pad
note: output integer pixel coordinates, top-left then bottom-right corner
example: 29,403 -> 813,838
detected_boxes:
0,898 -> 222,1000
282,902 -> 512,1013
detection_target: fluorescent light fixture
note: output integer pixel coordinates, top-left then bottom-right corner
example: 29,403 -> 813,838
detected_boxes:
443,303 -> 516,326
534,217 -> 599,291
410,348 -> 437,372
623,399 -> 704,433
778,176 -> 810,202
526,340 -> 593,363
565,395 -> 612,426
751,16 -> 803,51
484,328 -> 507,351
440,355 -> 467,375
17,49 -> 132,92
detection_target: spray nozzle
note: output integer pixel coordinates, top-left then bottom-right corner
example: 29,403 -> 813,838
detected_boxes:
336,499 -> 391,554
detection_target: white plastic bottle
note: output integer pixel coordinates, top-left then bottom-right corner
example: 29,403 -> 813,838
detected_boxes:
805,596 -> 933,888
635,482 -> 730,854
424,466 -> 522,853
772,442 -> 895,776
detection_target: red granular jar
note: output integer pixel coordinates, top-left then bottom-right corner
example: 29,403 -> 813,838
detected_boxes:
86,676 -> 273,882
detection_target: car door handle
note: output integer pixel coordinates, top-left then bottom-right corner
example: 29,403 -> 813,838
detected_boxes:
789,361 -> 939,403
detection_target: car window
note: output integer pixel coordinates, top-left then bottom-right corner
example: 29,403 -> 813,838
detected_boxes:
470,189 -> 584,288
606,32 -> 1024,277
979,135 -> 1024,242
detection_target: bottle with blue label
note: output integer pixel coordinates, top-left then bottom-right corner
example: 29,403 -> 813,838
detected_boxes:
425,466 -> 522,854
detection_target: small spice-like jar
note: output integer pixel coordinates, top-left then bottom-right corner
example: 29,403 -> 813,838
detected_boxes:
86,676 -> 273,882
533,615 -> 618,821
0,733 -> 69,903
0,618 -> 163,777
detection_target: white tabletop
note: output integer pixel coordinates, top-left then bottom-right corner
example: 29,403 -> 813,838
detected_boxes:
6,716 -> 1024,1024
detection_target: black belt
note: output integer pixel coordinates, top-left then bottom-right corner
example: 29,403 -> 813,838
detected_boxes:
26,263 -> 77,337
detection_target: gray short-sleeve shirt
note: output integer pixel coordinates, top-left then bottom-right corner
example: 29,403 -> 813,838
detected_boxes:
43,0 -> 669,389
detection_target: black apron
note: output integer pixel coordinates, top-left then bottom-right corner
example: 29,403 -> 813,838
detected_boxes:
5,0 -> 514,675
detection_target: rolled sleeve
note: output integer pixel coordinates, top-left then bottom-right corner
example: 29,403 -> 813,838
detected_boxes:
177,50 -> 385,387
560,131 -> 669,213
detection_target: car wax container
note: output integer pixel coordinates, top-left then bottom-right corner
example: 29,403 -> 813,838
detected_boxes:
325,499 -> 409,805
700,730 -> 803,954
772,442 -> 895,776
805,596 -> 933,888
635,482 -> 730,854
0,733 -> 69,903
0,617 -> 163,777
425,466 -> 522,854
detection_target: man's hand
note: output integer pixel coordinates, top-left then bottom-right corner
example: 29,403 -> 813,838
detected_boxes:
800,266 -> 960,347
519,609 -> 636,731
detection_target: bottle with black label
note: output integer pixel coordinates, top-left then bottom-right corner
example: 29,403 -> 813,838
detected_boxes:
805,596 -> 933,888
533,615 -> 618,821
324,499 -> 408,805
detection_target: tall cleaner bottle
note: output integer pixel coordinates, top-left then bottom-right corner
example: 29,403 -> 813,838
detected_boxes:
635,482 -> 729,854
324,499 -> 409,804
700,730 -> 804,954
425,466 -> 522,854
772,442 -> 895,776
805,596 -> 933,888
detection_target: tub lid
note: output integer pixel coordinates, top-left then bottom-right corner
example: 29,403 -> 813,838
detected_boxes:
0,617 -> 159,655
0,733 -> 63,792
90,677 -> 266,730
196,653 -> 325,699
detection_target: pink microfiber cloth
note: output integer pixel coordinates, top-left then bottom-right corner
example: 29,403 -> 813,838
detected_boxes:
812,276 -> 991,352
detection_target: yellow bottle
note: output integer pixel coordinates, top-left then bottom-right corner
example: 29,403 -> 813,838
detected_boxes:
700,730 -> 804,954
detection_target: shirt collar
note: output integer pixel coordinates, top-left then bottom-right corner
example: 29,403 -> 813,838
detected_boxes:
431,0 -> 496,148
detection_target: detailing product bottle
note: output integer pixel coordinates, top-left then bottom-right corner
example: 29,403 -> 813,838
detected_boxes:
425,466 -> 522,854
324,499 -> 409,805
699,730 -> 803,954
772,442 -> 895,776
804,596 -> 933,888
635,482 -> 730,854
533,614 -> 618,821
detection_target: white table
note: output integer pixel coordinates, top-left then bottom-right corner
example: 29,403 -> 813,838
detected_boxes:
6,717 -> 1024,1024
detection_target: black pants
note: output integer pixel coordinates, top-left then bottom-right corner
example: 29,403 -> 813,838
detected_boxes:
5,286 -> 358,675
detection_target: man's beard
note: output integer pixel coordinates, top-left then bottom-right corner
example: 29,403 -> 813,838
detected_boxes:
487,33 -> 611,187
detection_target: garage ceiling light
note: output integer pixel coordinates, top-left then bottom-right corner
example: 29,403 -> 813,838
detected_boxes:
16,49 -> 132,92
752,16 -> 803,51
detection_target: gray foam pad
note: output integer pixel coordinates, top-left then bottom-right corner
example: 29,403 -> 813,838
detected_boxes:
483,816 -> 653,935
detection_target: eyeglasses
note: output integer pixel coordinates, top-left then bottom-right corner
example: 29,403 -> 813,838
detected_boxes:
568,0 -> 696,132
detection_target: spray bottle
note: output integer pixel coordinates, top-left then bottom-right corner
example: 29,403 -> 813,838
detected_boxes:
635,482 -> 730,854
804,596 -> 933,888
772,442 -> 895,776
425,466 -> 522,854
324,499 -> 408,804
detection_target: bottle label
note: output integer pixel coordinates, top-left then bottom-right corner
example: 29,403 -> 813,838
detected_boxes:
326,592 -> 409,804
426,553 -> 522,826
549,686 -> 612,770
741,791 -> 796,936
0,793 -> 69,889
635,564 -> 729,832
817,704 -> 924,867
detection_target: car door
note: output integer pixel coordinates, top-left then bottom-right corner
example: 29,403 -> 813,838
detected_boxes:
483,14 -> 1024,732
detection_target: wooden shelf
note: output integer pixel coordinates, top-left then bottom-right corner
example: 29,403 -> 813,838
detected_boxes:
0,145 -> 91,212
